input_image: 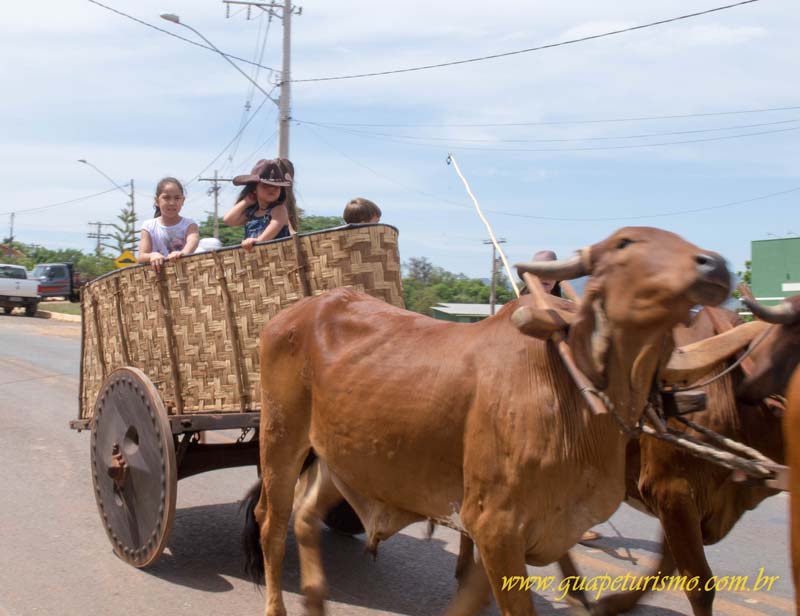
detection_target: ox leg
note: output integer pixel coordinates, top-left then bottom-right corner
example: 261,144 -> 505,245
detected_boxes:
478,539 -> 536,616
293,460 -> 344,616
591,535 -> 676,615
257,399 -> 312,616
444,550 -> 493,616
557,552 -> 591,609
659,501 -> 715,616
455,535 -> 475,587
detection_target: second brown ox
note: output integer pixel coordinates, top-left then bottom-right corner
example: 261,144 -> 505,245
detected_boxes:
589,299 -> 800,615
243,226 -> 731,616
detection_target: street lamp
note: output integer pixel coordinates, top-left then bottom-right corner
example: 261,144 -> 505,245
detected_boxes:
77,159 -> 129,198
160,14 -> 279,107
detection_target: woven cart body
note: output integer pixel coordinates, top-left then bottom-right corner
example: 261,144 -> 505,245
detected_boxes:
78,224 -> 404,420
74,225 -> 402,566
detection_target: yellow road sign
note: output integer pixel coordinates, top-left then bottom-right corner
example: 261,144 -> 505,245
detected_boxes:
115,250 -> 137,269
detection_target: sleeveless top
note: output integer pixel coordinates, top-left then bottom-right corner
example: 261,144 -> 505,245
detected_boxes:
141,216 -> 196,256
244,204 -> 290,240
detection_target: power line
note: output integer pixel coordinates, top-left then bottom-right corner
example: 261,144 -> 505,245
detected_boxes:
301,117 -> 800,145
86,0 -> 277,74
184,91 -> 277,186
290,0 -> 761,83
301,123 -> 800,223
0,187 -> 120,216
301,121 -> 800,153
484,186 -> 800,222
302,105 -> 800,128
225,10 -> 275,175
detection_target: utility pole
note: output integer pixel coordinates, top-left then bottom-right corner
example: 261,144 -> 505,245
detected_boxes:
87,222 -> 113,256
129,179 -> 136,227
6,212 -> 14,257
222,0 -> 301,159
483,239 -> 506,315
199,171 -> 235,239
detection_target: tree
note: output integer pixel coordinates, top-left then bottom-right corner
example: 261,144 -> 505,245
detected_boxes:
102,202 -> 137,256
402,257 -> 513,315
299,215 -> 343,233
733,260 -> 752,298
196,212 -> 344,245
1,242 -> 116,280
197,213 -> 244,246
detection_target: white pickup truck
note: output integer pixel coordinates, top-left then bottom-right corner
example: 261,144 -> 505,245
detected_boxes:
0,264 -> 41,316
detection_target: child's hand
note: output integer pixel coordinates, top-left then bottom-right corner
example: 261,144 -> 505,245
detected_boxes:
244,192 -> 257,206
241,238 -> 258,252
167,251 -> 183,260
150,253 -> 165,272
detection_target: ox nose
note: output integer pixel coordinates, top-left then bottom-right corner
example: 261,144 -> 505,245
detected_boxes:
689,251 -> 731,306
695,252 -> 728,283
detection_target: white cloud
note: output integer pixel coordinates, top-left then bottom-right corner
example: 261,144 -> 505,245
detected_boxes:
1,0 -> 798,276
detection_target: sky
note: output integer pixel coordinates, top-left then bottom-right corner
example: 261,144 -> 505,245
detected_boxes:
1,0 -> 798,279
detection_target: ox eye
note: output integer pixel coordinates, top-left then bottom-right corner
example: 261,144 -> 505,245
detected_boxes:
616,238 -> 634,250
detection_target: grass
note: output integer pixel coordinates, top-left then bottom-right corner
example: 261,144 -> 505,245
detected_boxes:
42,301 -> 82,316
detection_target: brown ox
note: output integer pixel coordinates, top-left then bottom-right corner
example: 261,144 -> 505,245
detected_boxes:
786,366 -> 800,614
243,227 -> 731,616
587,300 -> 800,615
741,296 -> 800,614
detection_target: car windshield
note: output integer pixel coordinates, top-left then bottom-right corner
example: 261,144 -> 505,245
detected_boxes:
31,265 -> 48,278
0,266 -> 26,279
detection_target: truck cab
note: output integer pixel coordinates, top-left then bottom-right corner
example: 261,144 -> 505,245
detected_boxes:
0,264 -> 41,316
30,263 -> 81,301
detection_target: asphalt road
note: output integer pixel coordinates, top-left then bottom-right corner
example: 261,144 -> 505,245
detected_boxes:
0,315 -> 793,615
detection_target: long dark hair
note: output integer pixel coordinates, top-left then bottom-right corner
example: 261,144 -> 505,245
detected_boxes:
276,158 -> 299,231
153,177 -> 185,217
236,184 -> 287,211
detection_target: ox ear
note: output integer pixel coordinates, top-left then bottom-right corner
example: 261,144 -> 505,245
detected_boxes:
567,281 -> 610,389
660,320 -> 771,386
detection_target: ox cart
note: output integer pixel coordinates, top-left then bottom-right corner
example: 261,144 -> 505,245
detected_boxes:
69,224 -> 403,567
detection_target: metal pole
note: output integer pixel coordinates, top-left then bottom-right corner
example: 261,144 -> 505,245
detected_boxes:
277,0 -> 291,158
200,172 -> 235,239
129,179 -> 136,227
484,238 -> 506,316
490,243 -> 497,315
213,170 -> 220,239
6,212 -> 14,257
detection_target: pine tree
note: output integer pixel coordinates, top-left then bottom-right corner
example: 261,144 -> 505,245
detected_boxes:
101,202 -> 137,256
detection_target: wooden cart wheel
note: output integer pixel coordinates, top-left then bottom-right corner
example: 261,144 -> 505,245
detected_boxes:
324,499 -> 365,536
90,367 -> 177,567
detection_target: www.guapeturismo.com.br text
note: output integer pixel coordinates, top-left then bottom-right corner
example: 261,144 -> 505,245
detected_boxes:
501,567 -> 780,601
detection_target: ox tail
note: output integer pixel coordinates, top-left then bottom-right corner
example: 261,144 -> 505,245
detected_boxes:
241,480 -> 265,586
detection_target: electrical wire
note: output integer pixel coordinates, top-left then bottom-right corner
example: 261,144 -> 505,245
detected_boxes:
484,186 -> 800,222
301,123 -> 800,223
301,121 -> 800,153
303,104 -> 800,128
300,117 -> 800,145
225,11 -> 274,174
290,0 -> 761,82
0,187 -> 121,216
86,0 -> 277,73
184,91 -> 276,186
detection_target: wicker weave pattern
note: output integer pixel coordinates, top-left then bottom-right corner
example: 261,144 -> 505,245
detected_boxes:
80,225 -> 403,418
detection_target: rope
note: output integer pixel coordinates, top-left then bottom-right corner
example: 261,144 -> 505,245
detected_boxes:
674,415 -> 776,466
641,424 -> 775,479
447,154 -> 520,297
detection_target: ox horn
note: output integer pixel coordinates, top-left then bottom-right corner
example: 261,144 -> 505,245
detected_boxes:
515,252 -> 588,281
661,320 -> 771,386
743,297 -> 800,325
